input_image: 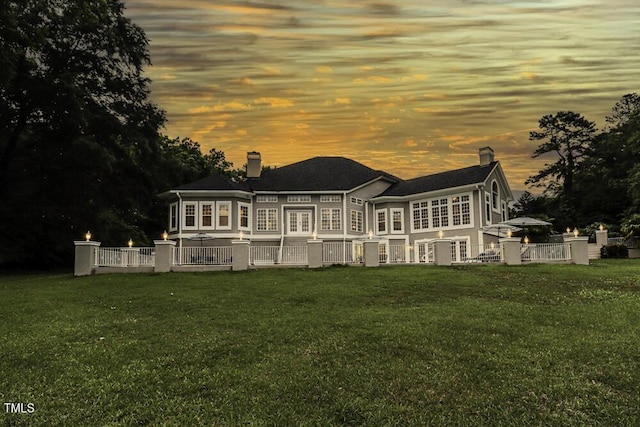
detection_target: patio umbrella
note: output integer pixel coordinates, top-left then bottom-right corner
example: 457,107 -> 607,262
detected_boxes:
188,233 -> 215,246
500,217 -> 552,227
482,223 -> 522,238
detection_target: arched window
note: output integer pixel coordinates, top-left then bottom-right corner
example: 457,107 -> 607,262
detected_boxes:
492,181 -> 499,210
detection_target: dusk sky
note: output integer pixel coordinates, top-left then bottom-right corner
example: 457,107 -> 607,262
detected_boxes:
124,0 -> 639,190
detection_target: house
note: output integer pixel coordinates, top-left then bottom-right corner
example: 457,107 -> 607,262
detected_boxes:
159,147 -> 513,263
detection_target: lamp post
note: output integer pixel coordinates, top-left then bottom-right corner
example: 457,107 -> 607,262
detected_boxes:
85,231 -> 92,242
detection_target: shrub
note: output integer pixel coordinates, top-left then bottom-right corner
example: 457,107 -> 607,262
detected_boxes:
601,244 -> 629,258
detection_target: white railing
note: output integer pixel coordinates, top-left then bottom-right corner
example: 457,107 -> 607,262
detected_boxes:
386,245 -> 408,263
250,246 -> 308,265
466,243 -> 502,263
173,247 -> 232,266
416,243 -> 435,264
521,243 -> 571,262
96,247 -> 155,267
323,242 -> 361,264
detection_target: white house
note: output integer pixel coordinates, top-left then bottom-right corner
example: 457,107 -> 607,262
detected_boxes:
159,147 -> 513,263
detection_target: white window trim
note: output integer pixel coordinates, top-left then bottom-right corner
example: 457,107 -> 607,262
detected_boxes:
391,208 -> 405,234
410,192 -> 474,233
376,209 -> 387,235
216,201 -> 232,230
320,195 -> 341,202
351,209 -> 363,232
198,202 -> 215,230
491,180 -> 500,213
287,195 -> 311,203
350,197 -> 363,206
485,192 -> 492,225
238,202 -> 251,231
320,208 -> 341,231
182,202 -> 198,230
257,208 -> 278,232
257,195 -> 278,203
169,202 -> 178,232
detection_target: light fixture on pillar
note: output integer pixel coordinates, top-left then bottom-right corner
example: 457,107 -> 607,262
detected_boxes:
368,230 -> 373,239
573,228 -> 579,237
438,230 -> 444,239
507,229 -> 512,238
128,239 -> 133,248
599,224 -> 604,231
239,231 -> 244,241
524,236 -> 529,245
162,230 -> 168,241
85,231 -> 92,242
312,230 -> 317,240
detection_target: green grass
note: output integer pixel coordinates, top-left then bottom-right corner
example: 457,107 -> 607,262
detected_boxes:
2,260 -> 640,426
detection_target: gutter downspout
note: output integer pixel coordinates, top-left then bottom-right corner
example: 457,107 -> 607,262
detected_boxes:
343,191 -> 348,264
176,192 -> 183,265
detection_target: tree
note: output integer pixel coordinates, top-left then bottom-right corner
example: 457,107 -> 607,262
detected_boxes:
0,0 -> 165,267
525,111 -> 597,226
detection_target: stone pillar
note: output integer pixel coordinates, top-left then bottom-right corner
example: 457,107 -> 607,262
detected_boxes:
595,229 -> 608,248
566,237 -> 589,265
74,241 -> 100,276
232,240 -> 250,271
500,237 -> 522,265
307,239 -> 323,269
154,240 -> 177,273
433,239 -> 452,266
363,240 -> 380,267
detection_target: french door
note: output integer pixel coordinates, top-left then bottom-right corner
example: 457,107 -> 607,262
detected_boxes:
287,210 -> 311,235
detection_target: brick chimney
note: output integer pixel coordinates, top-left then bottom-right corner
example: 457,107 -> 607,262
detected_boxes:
479,146 -> 495,166
246,151 -> 262,178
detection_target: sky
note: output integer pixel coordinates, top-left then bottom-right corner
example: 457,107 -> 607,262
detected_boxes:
123,0 -> 640,191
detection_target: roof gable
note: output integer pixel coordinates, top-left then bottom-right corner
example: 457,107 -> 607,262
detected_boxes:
249,157 -> 398,192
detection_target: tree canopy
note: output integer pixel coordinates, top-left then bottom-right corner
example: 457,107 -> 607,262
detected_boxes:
0,1 -> 240,268
526,94 -> 640,234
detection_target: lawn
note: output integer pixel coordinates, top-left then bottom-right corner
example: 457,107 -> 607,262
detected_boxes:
1,261 -> 640,426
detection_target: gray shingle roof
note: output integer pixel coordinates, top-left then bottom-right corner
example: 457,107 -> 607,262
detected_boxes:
249,157 -> 398,192
174,174 -> 250,192
377,162 -> 497,197
170,157 -> 498,197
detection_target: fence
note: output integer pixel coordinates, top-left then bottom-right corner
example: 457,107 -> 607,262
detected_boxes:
173,246 -> 232,266
464,243 -> 502,263
250,246 -> 308,265
323,242 -> 362,264
96,247 -> 155,267
521,243 -> 571,262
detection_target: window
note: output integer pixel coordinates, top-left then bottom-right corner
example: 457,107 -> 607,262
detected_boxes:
217,202 -> 231,229
492,181 -> 499,211
376,209 -> 387,234
287,195 -> 311,203
351,210 -> 363,232
391,208 -> 404,233
200,203 -> 214,229
257,208 -> 278,231
432,198 -> 449,228
321,208 -> 341,230
485,193 -> 492,225
350,197 -> 363,206
184,203 -> 197,228
257,195 -> 277,203
501,201 -> 508,222
452,195 -> 471,226
239,203 -> 250,230
412,193 -> 472,231
320,195 -> 341,202
412,201 -> 429,230
169,203 -> 178,231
